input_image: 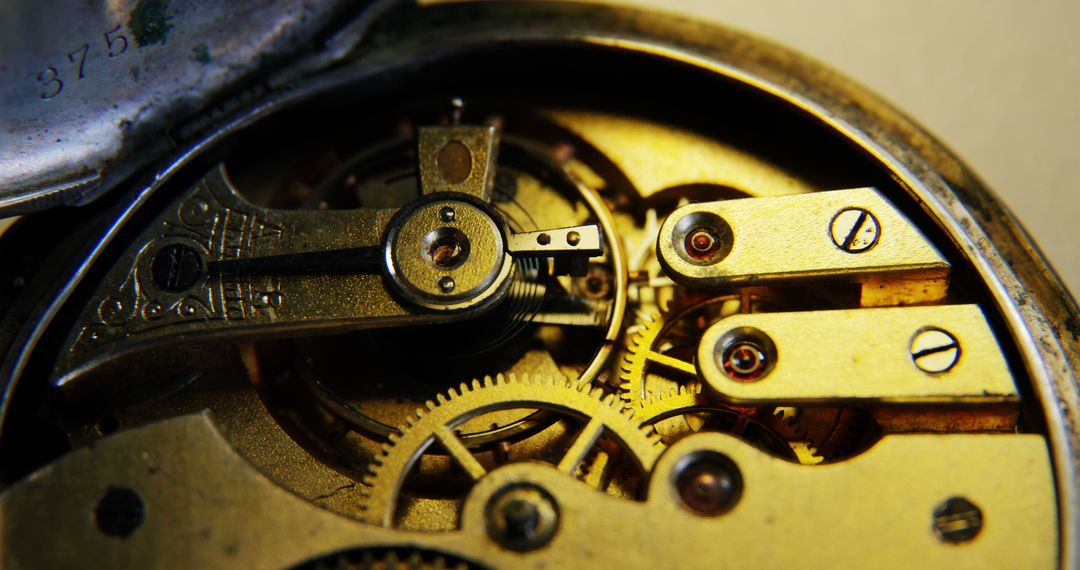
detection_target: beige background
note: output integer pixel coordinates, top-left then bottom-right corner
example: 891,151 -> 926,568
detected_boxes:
607,0 -> 1079,295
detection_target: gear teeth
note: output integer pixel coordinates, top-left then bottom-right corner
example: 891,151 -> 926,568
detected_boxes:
360,369 -> 663,525
618,311 -> 663,402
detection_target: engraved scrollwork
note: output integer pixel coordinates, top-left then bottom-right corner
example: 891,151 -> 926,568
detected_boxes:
60,166 -> 287,377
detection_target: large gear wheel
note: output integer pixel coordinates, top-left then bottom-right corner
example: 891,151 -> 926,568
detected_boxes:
292,546 -> 483,570
361,374 -> 662,528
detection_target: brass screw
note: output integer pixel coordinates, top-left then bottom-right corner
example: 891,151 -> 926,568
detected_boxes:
932,497 -> 983,543
486,484 -> 559,552
830,208 -> 880,253
910,328 -> 961,373
150,244 -> 204,292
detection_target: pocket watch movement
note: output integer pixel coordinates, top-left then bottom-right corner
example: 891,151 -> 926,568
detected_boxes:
0,2 -> 1077,568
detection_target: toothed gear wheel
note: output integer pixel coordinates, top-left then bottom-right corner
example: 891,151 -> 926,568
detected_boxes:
292,546 -> 484,570
361,374 -> 662,527
620,293 -> 858,463
632,384 -> 804,462
620,291 -> 775,405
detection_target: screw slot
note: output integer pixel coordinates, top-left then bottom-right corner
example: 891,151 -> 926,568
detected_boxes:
830,207 -> 880,253
932,496 -> 983,544
910,328 -> 961,373
150,244 -> 203,292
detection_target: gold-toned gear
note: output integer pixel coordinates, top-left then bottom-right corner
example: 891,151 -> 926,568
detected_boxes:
634,383 -> 706,428
294,546 -> 479,570
631,384 -> 817,463
623,311 -> 880,464
360,373 -> 662,528
621,292 -> 868,464
619,292 -> 756,406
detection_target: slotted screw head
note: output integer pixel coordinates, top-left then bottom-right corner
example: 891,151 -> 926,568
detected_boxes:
911,328 -> 961,373
933,496 -> 983,543
830,208 -> 880,253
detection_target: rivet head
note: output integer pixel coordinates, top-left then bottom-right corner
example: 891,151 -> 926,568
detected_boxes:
486,484 -> 559,552
674,451 -> 742,516
438,206 -> 456,223
566,231 -> 581,246
437,276 -> 456,293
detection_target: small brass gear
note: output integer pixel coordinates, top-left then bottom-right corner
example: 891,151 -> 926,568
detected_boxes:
292,546 -> 482,570
620,292 -> 860,464
620,291 -> 769,405
623,312 -> 880,463
360,373 -> 662,528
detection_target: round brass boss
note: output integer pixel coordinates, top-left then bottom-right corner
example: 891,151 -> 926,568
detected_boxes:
386,198 -> 509,309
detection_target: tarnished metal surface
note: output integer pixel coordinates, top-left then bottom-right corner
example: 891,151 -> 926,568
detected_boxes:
0,412 -> 1056,568
0,0 -> 396,214
50,164 -> 422,387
